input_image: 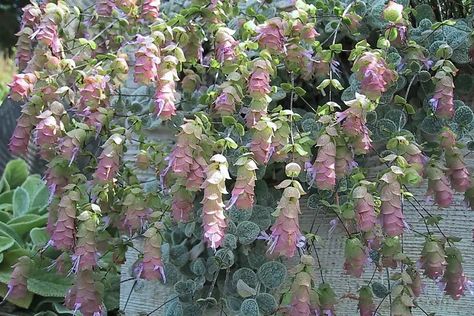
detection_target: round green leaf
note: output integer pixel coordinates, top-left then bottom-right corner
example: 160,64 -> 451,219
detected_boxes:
257,261 -> 287,289
256,293 -> 277,315
240,298 -> 259,316
236,221 -> 260,245
214,248 -> 234,269
0,236 -> 14,253
232,268 -> 258,288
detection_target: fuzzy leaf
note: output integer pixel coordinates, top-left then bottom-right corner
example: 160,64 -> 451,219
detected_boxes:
27,272 -> 73,297
257,261 -> 287,289
12,187 -> 30,217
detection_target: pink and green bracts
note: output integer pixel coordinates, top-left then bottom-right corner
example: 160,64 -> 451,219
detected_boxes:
442,247 -> 470,300
228,155 -> 257,210
344,238 -> 368,278
6,256 -> 32,300
65,270 -> 105,316
140,226 -> 165,281
310,133 -> 336,191
420,238 -> 446,280
201,154 -> 230,249
352,184 -> 376,233
358,286 -> 375,316
426,161 -> 454,208
380,171 -> 405,236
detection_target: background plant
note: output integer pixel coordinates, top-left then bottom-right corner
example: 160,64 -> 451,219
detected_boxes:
4,0 -> 474,315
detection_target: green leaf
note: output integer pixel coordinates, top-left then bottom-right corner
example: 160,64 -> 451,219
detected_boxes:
236,279 -> 257,298
240,298 -> 259,316
21,176 -> 49,212
0,211 -> 11,223
0,159 -> 29,192
294,87 -> 306,96
0,222 -> 23,247
372,282 -> 389,298
0,191 -> 14,205
27,272 -> 73,297
30,227 -> 50,246
256,293 -> 277,315
0,236 -> 14,253
0,283 -> 33,309
257,261 -> 287,289
9,214 -> 47,236
236,221 -> 260,245
12,187 -> 30,217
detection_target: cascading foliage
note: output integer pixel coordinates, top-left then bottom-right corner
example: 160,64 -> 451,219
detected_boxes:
5,0 -> 474,315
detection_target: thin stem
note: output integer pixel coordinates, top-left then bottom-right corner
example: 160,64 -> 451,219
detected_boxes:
386,268 -> 392,313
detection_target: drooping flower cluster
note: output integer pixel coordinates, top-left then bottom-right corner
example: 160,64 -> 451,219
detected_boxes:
170,187 -> 194,222
352,183 -> 376,233
50,189 -> 80,251
380,171 -> 405,236
141,0 -> 160,21
318,283 -> 337,316
335,139 -> 354,179
246,59 -> 273,126
65,270 -> 105,316
140,226 -> 165,281
250,118 -> 276,165
344,238 -> 367,277
214,81 -> 242,116
8,73 -> 37,102
420,238 -> 446,280
288,255 -> 320,316
165,119 -> 207,191
72,211 -> 99,273
442,247 -> 468,300
228,155 -> 257,210
34,17 -> 62,55
96,0 -> 115,16
256,17 -> 286,52
35,109 -> 62,160
215,27 -> 238,64
6,256 -> 32,300
94,134 -> 124,184
201,154 -> 230,249
352,52 -> 396,100
440,129 -> 471,192
121,189 -> 152,235
431,76 -> 455,119
268,164 -> 305,258
311,131 -> 336,190
155,55 -> 179,120
426,161 -> 454,207
358,286 -> 375,316
134,35 -> 160,84
9,104 -> 37,155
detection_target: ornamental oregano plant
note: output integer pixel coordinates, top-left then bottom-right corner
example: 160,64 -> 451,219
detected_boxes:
5,0 -> 474,315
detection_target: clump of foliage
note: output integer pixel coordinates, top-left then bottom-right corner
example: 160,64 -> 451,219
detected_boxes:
0,159 -> 119,315
5,0 -> 474,315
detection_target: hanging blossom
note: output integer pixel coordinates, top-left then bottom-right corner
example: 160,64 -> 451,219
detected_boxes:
9,104 -> 37,155
121,190 -> 152,235
79,75 -> 109,111
72,211 -> 99,273
318,283 -> 337,316
464,182 -> 474,210
271,114 -> 291,162
419,238 -> 446,280
250,117 -> 276,165
286,44 -> 315,80
21,3 -> 41,28
155,55 -> 179,120
33,17 -> 62,55
65,270 -> 106,316
268,163 -> 305,258
8,73 -> 37,102
352,52 -> 396,100
358,286 -> 375,316
182,24 -> 204,63
440,129 -> 470,192
6,256 -> 32,300
353,184 -> 376,233
246,59 -> 273,127
214,82 -> 242,116
381,237 -> 402,269
15,27 -> 33,71
442,247 -> 470,300
310,131 -> 336,190
201,154 -> 230,249
228,155 -> 257,210
35,109 -> 62,160
44,160 -> 70,198
215,27 -> 238,64
380,171 -> 405,236
344,238 -> 368,278
390,283 -> 415,316
96,0 -> 115,16
407,266 -> 423,298
171,186 -> 194,222
335,139 -> 355,179
50,190 -> 79,251
134,35 -> 160,84
337,93 -> 373,154
256,17 -> 286,53
402,141 -> 426,178
59,128 -> 86,165
140,226 -> 165,281
288,256 -> 320,316
94,134 -> 124,184
164,119 -> 207,191
181,69 -> 201,94
141,0 -> 160,21
430,75 -> 455,119
426,161 -> 454,208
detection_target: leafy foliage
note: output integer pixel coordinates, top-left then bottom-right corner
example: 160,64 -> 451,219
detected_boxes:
4,0 -> 474,315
